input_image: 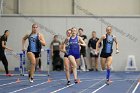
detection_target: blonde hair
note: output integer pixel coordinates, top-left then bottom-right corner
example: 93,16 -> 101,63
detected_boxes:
32,24 -> 38,28
106,26 -> 112,30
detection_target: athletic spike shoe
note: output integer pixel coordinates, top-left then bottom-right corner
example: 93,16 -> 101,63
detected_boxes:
67,81 -> 71,85
105,79 -> 112,85
29,77 -> 34,83
74,79 -> 78,84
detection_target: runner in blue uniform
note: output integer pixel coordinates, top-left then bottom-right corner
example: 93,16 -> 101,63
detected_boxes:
65,27 -> 86,84
22,24 -> 46,83
96,26 -> 119,85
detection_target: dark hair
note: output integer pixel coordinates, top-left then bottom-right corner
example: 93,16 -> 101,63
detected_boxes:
2,30 -> 9,41
78,28 -> 83,31
54,35 -> 58,38
4,30 -> 9,34
67,29 -> 71,32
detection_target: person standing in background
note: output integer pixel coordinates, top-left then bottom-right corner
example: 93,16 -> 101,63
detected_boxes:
0,30 -> 13,76
78,28 -> 88,71
50,35 -> 62,71
88,31 -> 101,71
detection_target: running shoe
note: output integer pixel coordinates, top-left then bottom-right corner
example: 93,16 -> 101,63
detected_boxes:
105,80 -> 112,85
29,77 -> 34,83
74,79 -> 78,84
6,73 -> 13,76
67,81 -> 71,85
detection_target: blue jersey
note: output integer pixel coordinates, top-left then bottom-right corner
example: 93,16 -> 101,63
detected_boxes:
27,33 -> 41,52
68,35 -> 80,59
102,34 -> 114,53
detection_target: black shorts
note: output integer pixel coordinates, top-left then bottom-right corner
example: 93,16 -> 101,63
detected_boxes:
90,53 -> 99,58
64,53 -> 68,58
33,52 -> 40,58
27,52 -> 40,58
80,51 -> 86,57
100,52 -> 112,58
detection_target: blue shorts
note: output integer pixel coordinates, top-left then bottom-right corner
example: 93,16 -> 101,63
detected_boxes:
68,53 -> 80,59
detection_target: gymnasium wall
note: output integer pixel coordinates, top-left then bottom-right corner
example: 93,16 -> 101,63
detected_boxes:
0,15 -> 140,71
2,0 -> 140,15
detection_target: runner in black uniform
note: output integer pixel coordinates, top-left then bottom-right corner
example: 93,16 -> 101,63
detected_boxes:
22,24 -> 46,83
96,26 -> 119,85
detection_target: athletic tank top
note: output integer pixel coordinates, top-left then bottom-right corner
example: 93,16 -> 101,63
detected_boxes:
27,33 -> 41,52
65,40 -> 70,55
102,34 -> 114,53
68,35 -> 80,54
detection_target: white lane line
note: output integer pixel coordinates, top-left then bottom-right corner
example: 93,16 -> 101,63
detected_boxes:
0,79 -> 27,87
9,81 -> 48,93
50,83 -> 76,93
91,84 -> 107,93
126,75 -> 140,93
132,81 -> 140,93
0,81 -> 17,87
0,77 -> 18,81
0,79 -> 41,87
78,79 -> 104,93
79,79 -> 138,82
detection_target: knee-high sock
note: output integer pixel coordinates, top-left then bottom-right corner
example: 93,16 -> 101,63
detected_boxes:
106,69 -> 110,80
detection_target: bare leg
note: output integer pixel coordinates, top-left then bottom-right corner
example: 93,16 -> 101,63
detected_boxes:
35,58 -> 39,70
64,57 -> 70,81
68,55 -> 77,80
35,57 -> 39,71
100,58 -> 106,71
84,57 -> 87,71
80,55 -> 85,71
27,52 -> 36,78
91,57 -> 95,70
